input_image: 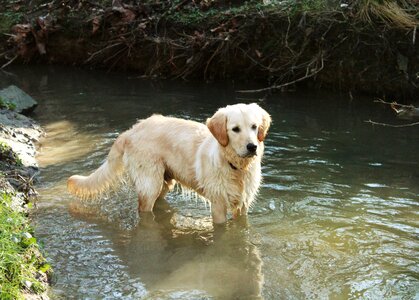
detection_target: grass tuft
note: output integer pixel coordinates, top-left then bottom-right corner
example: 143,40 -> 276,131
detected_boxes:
0,141 -> 22,167
0,192 -> 50,299
356,0 -> 418,29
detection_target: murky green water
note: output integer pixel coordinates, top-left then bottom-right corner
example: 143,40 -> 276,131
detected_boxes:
2,66 -> 418,299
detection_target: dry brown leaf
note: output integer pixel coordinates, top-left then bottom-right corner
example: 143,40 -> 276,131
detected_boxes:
112,0 -> 123,8
92,16 -> 101,35
138,22 -> 147,30
121,9 -> 136,23
11,24 -> 32,34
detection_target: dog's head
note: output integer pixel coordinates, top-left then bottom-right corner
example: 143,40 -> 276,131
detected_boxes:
206,103 -> 271,158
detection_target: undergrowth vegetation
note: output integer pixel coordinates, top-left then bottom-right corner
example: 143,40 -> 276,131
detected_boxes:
0,191 -> 51,299
0,11 -> 23,34
355,0 -> 418,29
165,0 -> 417,28
0,0 -> 417,96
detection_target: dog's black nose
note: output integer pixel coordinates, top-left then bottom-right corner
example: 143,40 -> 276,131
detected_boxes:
247,143 -> 257,153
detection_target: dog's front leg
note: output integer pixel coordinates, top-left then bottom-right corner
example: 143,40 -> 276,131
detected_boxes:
232,203 -> 247,219
211,199 -> 227,224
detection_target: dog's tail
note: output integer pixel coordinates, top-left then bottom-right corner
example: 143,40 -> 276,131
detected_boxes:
67,133 -> 127,199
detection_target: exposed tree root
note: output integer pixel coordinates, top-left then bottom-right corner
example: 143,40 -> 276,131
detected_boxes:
365,120 -> 419,127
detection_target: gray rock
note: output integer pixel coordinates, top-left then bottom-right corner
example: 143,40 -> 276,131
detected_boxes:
0,110 -> 43,168
0,177 -> 26,212
0,85 -> 38,114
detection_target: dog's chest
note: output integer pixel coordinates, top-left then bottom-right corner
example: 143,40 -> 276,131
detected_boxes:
205,166 -> 258,204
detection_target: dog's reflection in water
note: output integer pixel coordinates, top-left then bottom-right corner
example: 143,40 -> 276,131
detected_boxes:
72,197 -> 264,299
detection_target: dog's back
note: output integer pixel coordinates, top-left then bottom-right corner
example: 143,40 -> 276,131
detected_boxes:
67,115 -> 209,199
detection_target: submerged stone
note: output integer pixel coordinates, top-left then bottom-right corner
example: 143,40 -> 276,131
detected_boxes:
268,200 -> 276,211
0,85 -> 38,114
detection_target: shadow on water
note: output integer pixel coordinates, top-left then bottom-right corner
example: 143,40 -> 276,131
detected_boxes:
104,201 -> 263,299
1,65 -> 418,299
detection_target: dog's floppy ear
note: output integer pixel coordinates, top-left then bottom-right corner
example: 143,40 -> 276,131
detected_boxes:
207,109 -> 228,147
251,103 -> 271,142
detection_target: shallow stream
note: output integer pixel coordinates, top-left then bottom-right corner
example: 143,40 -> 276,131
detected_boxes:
2,66 -> 418,299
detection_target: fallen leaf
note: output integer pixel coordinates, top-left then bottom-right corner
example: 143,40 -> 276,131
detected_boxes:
11,24 -> 32,34
92,16 -> 101,34
121,8 -> 136,23
138,21 -> 147,30
112,0 -> 123,8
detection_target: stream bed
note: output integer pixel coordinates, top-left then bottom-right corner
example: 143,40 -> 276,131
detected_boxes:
2,66 -> 418,299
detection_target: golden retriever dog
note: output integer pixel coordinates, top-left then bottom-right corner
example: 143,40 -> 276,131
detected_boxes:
67,103 -> 271,223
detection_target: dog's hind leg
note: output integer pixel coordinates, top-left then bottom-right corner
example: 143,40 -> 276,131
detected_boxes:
158,178 -> 176,200
128,160 -> 165,212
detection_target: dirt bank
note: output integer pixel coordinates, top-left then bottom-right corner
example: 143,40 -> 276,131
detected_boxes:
0,0 -> 418,100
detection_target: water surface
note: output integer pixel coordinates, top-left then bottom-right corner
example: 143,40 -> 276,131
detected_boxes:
2,66 -> 418,299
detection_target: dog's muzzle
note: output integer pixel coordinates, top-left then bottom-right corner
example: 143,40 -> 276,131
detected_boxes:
246,143 -> 257,156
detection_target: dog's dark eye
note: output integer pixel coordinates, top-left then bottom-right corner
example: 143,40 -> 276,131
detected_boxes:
251,124 -> 257,130
232,126 -> 240,133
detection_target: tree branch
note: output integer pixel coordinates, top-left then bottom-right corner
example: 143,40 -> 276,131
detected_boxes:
1,55 -> 18,69
374,98 -> 415,108
236,54 -> 324,94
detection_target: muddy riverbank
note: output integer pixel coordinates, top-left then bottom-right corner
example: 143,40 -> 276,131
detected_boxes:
0,0 -> 418,100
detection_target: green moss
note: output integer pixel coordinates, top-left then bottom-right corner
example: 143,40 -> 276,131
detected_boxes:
0,96 -> 16,111
0,191 -> 51,299
0,142 -> 22,167
0,11 -> 23,34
